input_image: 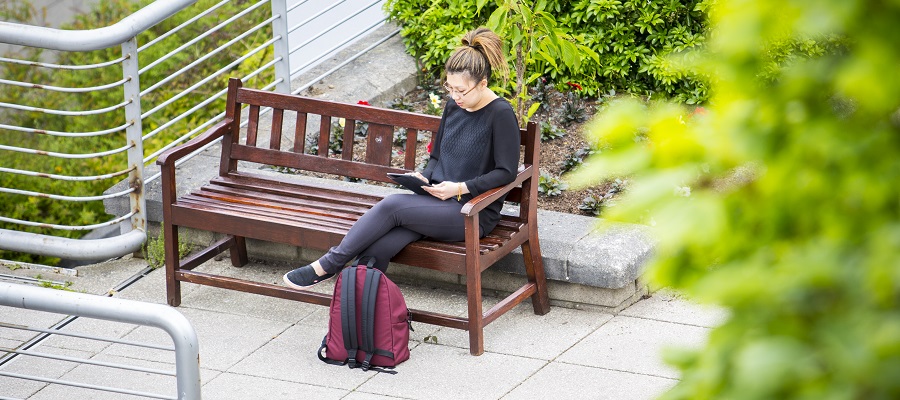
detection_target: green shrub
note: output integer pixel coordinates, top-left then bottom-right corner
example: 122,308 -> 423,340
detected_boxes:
0,0 -> 275,264
539,120 -> 566,141
573,0 -> 900,398
385,0 -> 711,100
537,170 -> 567,197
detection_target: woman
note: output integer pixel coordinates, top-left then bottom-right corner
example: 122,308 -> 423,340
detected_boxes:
283,27 -> 520,288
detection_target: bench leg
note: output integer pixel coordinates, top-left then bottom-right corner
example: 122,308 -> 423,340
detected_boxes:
229,235 -> 249,267
163,222 -> 182,307
522,240 -> 550,315
466,261 -> 485,356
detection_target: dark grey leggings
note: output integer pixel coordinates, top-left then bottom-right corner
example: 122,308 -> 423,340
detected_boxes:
317,193 -> 477,273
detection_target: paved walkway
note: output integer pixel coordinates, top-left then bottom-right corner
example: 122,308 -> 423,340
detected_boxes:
0,255 -> 726,399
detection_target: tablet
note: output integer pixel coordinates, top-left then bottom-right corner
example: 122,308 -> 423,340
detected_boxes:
387,173 -> 431,196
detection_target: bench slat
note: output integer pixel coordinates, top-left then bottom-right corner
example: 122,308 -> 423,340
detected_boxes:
213,173 -> 383,207
270,108 -> 283,150
246,104 -> 260,147
178,196 -> 353,234
292,112 -> 307,153
403,128 -> 420,170
317,114 -> 331,157
342,118 -> 355,161
196,185 -> 371,217
230,145 -> 406,183
236,87 -> 442,132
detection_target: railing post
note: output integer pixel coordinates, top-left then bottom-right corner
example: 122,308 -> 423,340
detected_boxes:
269,0 -> 292,93
121,37 -> 147,238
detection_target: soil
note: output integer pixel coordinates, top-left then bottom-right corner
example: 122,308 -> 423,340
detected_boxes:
385,81 -> 623,217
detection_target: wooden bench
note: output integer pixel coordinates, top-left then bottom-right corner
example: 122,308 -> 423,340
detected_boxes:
157,78 -> 550,355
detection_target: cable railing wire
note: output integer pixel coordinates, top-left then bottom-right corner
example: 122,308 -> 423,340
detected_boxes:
0,76 -> 129,93
0,55 -> 127,70
0,166 -> 134,182
287,0 -> 345,36
141,58 -> 282,163
0,99 -> 131,116
139,17 -> 277,101
0,209 -> 135,231
290,17 -> 386,76
138,0 -> 271,78
140,37 -> 279,140
0,141 -> 133,159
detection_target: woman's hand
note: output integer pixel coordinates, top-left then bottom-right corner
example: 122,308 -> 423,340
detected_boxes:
406,171 -> 428,183
423,181 -> 467,201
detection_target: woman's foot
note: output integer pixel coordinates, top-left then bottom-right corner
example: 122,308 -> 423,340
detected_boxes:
283,264 -> 334,289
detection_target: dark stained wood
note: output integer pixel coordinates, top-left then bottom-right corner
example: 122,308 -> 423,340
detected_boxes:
155,77 -> 549,356
270,108 -> 283,150
404,128 -> 418,169
342,119 -> 355,160
293,112 -> 307,153
246,104 -> 260,147
318,114 -> 331,157
365,123 -> 393,166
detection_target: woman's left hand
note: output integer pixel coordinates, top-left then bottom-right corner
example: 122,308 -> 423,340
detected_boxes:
424,181 -> 461,201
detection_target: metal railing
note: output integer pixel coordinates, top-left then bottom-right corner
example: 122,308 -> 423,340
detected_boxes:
0,281 -> 201,399
0,0 -> 392,261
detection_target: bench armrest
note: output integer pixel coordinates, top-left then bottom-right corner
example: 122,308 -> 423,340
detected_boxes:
156,119 -> 234,168
460,165 -> 534,217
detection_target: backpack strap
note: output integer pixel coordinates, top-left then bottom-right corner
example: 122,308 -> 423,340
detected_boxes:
339,267 -> 359,367
360,267 -> 380,371
360,268 -> 400,370
317,336 -> 346,366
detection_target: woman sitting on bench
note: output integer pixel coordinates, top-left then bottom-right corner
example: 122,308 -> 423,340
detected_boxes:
283,27 -> 520,288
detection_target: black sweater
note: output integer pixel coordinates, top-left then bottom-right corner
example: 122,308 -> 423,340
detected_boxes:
421,97 -> 520,235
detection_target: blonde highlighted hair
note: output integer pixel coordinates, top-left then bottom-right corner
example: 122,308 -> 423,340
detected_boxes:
444,27 -> 508,85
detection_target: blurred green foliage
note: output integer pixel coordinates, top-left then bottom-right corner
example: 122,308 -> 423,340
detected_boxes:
385,0 -> 710,101
0,0 -> 274,264
573,0 -> 900,398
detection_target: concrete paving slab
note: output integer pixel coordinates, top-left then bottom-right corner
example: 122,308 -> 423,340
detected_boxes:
38,316 -> 138,354
620,289 -> 729,328
228,323 -> 378,391
431,304 -> 614,360
558,315 -> 710,379
356,344 -> 546,400
0,346 -> 92,400
104,306 -> 291,372
342,392 -> 405,400
202,372 -> 348,400
0,308 -> 66,342
68,256 -> 153,296
503,361 -> 677,400
25,353 -> 220,400
183,284 -> 321,325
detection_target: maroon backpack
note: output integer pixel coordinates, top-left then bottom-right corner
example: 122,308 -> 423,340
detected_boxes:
317,259 -> 411,373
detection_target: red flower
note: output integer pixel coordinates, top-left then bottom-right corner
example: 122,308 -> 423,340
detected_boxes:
426,140 -> 433,153
692,106 -> 707,115
566,82 -> 583,91
357,100 -> 370,106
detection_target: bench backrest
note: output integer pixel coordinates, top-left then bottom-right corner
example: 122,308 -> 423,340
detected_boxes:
220,78 -> 539,207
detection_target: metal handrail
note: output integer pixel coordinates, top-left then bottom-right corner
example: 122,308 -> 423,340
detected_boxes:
0,282 -> 201,399
0,0 -> 199,51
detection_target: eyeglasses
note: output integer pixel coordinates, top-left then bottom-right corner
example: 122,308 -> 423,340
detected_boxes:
442,82 -> 478,98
